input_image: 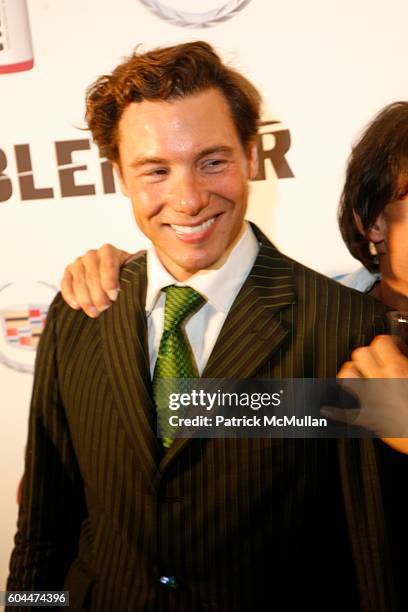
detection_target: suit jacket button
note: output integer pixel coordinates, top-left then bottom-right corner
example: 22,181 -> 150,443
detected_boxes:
159,575 -> 179,590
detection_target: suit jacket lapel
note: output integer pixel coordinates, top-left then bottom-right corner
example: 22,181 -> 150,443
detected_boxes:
203,229 -> 296,378
160,226 -> 297,471
99,254 -> 162,487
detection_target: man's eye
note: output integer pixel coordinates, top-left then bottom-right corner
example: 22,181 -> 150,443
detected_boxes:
149,168 -> 167,176
144,168 -> 168,180
202,159 -> 227,172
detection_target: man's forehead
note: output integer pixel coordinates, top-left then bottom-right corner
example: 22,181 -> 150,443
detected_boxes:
119,89 -> 233,128
117,88 -> 241,155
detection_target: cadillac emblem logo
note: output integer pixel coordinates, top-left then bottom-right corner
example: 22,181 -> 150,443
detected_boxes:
138,0 -> 253,28
0,281 -> 57,373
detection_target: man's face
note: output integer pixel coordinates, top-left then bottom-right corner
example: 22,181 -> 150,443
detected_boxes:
116,88 -> 258,280
375,191 -> 408,285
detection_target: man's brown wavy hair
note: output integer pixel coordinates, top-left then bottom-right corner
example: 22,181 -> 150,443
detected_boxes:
338,101 -> 408,272
85,41 -> 262,164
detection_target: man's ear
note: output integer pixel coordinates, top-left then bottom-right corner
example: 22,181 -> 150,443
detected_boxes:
247,142 -> 259,180
353,209 -> 387,255
113,162 -> 130,197
366,213 -> 387,244
353,209 -> 387,243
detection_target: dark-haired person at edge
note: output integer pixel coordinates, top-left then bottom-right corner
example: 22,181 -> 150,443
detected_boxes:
334,102 -> 408,449
7,42 -> 403,611
334,102 -> 408,610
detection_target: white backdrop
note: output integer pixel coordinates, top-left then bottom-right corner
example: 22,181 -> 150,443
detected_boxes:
1,0 -> 407,595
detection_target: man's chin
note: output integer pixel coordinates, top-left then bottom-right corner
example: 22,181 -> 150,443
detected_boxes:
161,253 -> 221,280
174,257 -> 215,277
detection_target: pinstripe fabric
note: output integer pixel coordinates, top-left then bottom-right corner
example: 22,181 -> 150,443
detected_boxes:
7,226 -> 394,611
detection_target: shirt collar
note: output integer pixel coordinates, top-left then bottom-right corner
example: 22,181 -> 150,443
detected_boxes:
145,221 -> 259,315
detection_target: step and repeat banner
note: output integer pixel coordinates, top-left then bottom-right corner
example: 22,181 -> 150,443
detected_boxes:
0,0 -> 407,592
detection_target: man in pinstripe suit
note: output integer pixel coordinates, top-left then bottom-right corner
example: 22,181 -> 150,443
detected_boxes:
7,42 -> 397,611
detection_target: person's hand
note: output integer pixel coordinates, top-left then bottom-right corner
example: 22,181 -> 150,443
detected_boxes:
322,335 -> 408,454
337,335 -> 408,379
60,244 -> 134,318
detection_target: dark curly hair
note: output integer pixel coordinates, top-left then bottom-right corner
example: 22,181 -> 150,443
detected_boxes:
338,101 -> 408,272
85,41 -> 262,163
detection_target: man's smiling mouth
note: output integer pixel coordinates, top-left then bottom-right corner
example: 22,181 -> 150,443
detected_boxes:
170,217 -> 216,235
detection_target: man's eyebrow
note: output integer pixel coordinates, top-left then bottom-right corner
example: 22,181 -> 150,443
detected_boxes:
197,145 -> 234,158
127,156 -> 167,169
127,146 -> 235,169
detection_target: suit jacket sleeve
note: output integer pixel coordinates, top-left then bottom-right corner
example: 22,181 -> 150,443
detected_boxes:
6,294 -> 86,597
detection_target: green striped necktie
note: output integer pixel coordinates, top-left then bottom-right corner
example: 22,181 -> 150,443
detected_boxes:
152,285 -> 206,448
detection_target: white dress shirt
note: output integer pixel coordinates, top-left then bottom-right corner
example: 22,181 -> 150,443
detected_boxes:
145,221 -> 259,376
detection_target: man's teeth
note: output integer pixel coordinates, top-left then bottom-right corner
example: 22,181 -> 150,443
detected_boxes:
171,217 -> 215,235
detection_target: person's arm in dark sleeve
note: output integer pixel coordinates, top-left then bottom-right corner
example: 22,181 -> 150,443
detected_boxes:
6,295 -> 86,601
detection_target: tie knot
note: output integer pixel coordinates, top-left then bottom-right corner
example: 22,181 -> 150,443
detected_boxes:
163,285 -> 205,331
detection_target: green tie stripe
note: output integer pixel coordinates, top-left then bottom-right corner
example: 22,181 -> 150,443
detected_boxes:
153,286 -> 206,448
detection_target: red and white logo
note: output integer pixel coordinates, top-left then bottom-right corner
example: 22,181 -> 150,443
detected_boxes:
0,0 -> 34,74
2,304 -> 47,350
0,281 -> 57,373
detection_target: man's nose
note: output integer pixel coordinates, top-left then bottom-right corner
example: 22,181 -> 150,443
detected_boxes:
169,172 -> 209,215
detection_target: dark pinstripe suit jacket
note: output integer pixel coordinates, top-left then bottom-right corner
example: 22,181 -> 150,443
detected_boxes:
7,227 -> 395,612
